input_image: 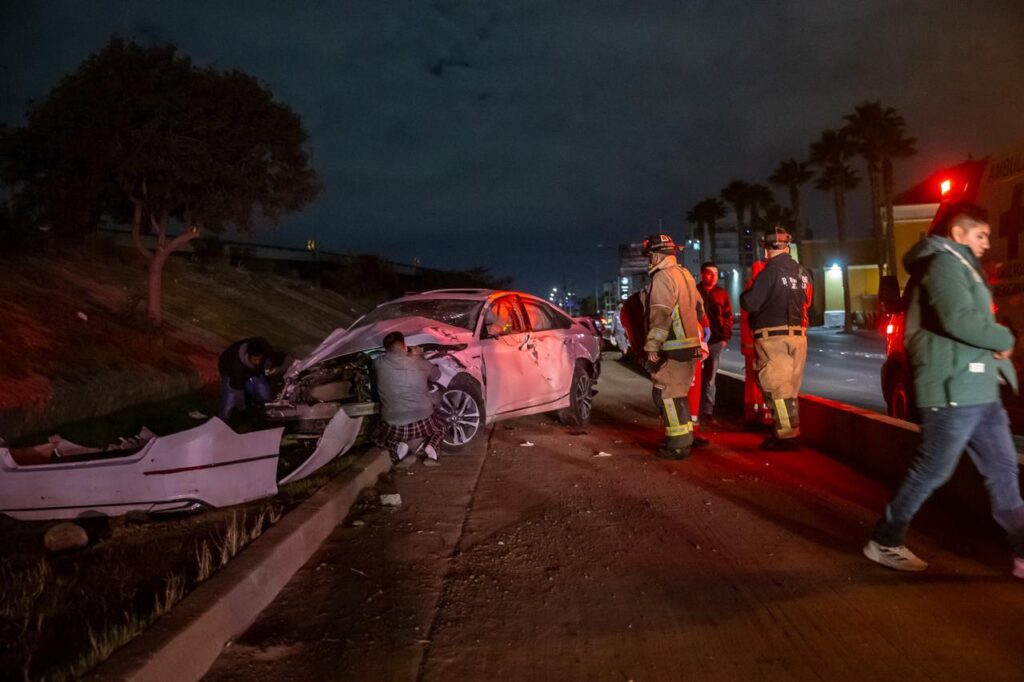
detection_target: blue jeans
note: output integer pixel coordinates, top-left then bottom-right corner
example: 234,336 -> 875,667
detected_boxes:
874,401 -> 1024,557
700,341 -> 726,417
217,375 -> 273,422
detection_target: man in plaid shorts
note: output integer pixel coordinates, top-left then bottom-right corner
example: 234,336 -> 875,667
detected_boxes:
373,331 -> 447,466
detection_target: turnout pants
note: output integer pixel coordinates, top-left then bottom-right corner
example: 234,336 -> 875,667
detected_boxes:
753,331 -> 807,439
651,358 -> 697,451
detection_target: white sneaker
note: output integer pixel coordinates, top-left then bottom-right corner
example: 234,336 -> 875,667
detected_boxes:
394,442 -> 409,461
1013,557 -> 1024,580
423,444 -> 438,461
863,540 -> 928,572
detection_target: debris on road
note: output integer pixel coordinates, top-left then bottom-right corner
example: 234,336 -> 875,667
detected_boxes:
380,493 -> 403,507
189,410 -> 208,420
76,311 -> 89,322
519,441 -> 535,447
44,522 -> 89,552
594,451 -> 613,458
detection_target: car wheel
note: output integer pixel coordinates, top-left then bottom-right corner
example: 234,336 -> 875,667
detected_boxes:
886,366 -> 916,422
558,361 -> 594,426
440,379 -> 484,449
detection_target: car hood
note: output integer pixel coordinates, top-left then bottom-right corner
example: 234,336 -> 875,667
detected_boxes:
289,316 -> 473,375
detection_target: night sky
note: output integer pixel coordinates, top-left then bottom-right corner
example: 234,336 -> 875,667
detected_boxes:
4,1 -> 1024,296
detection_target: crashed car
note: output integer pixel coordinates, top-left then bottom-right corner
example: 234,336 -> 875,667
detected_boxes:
265,289 -> 601,457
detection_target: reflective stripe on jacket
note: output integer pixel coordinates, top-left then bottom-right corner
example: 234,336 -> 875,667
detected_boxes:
644,259 -> 703,359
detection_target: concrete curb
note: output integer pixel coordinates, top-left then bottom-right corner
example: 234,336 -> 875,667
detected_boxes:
88,449 -> 392,682
716,370 -> 1021,519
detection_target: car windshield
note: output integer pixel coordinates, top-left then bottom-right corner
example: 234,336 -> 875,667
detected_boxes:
352,299 -> 484,332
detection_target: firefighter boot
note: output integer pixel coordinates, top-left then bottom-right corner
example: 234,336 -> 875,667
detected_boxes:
761,396 -> 800,450
655,392 -> 693,459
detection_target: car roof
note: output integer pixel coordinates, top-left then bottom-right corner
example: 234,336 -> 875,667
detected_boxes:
388,289 -> 561,307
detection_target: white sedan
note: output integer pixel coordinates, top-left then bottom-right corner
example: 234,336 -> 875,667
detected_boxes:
265,289 -> 600,466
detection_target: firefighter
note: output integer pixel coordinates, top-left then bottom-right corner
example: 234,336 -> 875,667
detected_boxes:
739,227 -> 812,451
642,233 -> 704,459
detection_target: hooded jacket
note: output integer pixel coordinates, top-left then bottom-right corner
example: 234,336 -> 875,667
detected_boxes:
902,235 -> 1017,408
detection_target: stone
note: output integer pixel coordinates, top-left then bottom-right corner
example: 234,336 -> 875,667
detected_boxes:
44,522 -> 89,552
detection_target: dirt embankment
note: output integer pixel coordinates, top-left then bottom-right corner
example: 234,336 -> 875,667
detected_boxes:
0,239 -> 374,443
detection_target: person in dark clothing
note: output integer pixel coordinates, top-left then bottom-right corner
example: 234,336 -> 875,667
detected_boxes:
697,261 -> 734,421
217,337 -> 274,423
739,227 -> 813,451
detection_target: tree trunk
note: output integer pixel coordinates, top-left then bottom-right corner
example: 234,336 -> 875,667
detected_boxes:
882,156 -> 898,277
866,160 -> 885,275
790,186 -> 801,240
834,187 -> 854,333
144,218 -> 201,327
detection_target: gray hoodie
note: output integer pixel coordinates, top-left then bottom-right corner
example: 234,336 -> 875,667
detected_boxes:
373,350 -> 442,425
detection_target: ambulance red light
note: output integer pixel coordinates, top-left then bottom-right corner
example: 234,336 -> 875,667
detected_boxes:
886,322 -> 894,335
940,179 -> 952,196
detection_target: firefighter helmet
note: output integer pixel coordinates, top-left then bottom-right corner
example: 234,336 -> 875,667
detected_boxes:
642,233 -> 678,255
761,226 -> 793,249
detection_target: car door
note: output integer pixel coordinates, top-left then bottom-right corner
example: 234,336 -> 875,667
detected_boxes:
478,295 -> 550,417
520,298 -> 575,402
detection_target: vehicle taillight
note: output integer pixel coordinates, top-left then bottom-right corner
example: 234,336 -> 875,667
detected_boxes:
886,323 -> 895,335
940,179 -> 951,196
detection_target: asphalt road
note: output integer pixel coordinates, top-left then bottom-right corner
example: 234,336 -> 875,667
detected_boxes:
718,327 -> 888,413
204,359 -> 1024,682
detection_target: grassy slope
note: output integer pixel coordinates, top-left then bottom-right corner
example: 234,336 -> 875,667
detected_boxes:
0,239 -> 376,443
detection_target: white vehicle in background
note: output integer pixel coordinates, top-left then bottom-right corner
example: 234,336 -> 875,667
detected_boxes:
265,289 -> 601,464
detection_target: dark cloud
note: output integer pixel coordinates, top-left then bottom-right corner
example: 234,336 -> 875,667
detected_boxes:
3,1 -> 1024,294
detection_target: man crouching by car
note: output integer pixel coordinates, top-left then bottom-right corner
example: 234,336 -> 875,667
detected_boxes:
373,331 -> 447,467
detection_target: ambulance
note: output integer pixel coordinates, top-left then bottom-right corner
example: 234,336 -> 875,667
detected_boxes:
879,142 -> 1024,428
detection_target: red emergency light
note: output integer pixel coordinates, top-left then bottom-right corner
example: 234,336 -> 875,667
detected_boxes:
940,179 -> 952,196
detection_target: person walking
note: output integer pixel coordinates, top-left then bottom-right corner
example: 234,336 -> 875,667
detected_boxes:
373,331 -> 447,466
697,261 -> 734,423
641,233 -> 704,459
739,227 -> 812,451
864,202 -> 1024,577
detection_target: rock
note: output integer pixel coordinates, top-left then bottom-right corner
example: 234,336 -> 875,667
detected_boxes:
44,522 -> 89,552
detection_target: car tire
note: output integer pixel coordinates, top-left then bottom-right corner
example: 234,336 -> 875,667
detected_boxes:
558,361 -> 594,426
886,366 -> 917,422
440,377 -> 485,449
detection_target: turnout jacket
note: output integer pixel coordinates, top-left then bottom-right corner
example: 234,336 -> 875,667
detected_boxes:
644,256 -> 703,360
740,253 -> 812,332
902,236 -> 1017,408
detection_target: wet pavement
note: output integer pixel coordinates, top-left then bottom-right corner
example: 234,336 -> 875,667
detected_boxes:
204,358 -> 1024,682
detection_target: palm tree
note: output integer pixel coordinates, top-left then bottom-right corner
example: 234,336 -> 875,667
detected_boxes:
844,101 -> 917,275
687,197 -> 726,260
720,180 -> 752,262
746,184 -> 775,235
768,158 -> 813,240
757,202 -> 796,232
810,129 -> 861,333
881,125 -> 917,271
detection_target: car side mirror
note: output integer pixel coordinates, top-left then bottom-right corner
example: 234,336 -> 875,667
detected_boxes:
878,275 -> 903,314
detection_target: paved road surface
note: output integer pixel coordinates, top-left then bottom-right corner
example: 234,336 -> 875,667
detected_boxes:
719,327 -> 887,413
205,359 -> 1024,682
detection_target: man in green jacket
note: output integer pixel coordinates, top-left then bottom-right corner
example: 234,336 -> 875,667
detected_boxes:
864,202 -> 1024,579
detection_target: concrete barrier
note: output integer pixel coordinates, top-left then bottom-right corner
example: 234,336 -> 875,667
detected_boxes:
89,449 -> 391,682
717,370 -> 1019,521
